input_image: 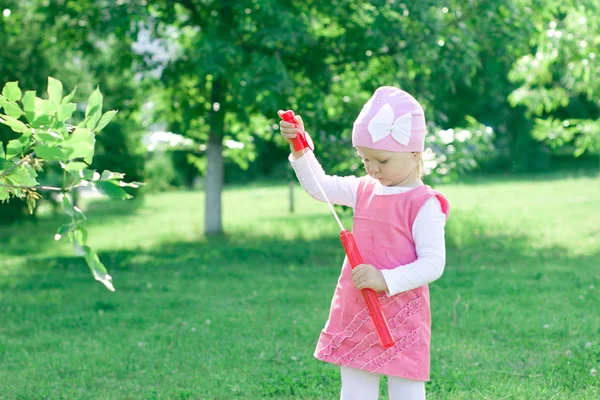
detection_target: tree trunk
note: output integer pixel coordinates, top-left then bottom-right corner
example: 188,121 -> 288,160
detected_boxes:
204,76 -> 226,235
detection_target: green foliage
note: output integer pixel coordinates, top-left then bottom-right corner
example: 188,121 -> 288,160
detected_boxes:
0,77 -> 143,291
425,117 -> 496,183
142,1 -> 521,182
508,1 -> 600,158
143,152 -> 178,193
3,0 -> 589,184
1,0 -> 148,224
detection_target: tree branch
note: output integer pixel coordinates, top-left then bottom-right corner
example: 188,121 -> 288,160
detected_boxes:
0,151 -> 36,179
0,183 -> 62,192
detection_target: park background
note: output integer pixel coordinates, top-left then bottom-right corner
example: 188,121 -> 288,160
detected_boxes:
0,1 -> 599,399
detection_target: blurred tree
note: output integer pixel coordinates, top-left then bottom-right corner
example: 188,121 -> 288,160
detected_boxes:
508,0 -> 600,168
0,1 -> 60,222
133,0 -> 334,234
136,0 -> 534,234
38,0 -> 147,186
3,0 -> 572,235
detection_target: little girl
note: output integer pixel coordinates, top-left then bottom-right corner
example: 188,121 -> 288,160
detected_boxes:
278,86 -> 450,400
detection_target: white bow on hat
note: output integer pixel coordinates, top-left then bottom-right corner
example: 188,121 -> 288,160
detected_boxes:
367,104 -> 412,145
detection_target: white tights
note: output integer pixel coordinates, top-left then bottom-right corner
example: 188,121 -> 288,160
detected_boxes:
340,366 -> 426,400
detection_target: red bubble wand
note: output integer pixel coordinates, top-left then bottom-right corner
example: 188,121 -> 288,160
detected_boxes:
281,110 -> 395,349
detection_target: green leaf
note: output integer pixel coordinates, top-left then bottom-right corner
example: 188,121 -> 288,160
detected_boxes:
50,118 -> 67,131
68,127 -> 93,143
0,115 -> 29,133
48,77 -> 63,105
55,223 -> 73,241
6,136 -> 31,159
93,180 -> 132,200
34,97 -> 57,115
73,225 -> 88,245
22,91 -> 36,121
22,91 -> 36,112
0,158 -> 8,170
81,169 -> 101,181
0,97 -> 24,118
31,97 -> 57,128
61,86 -> 77,104
2,82 -> 22,102
574,146 -> 585,157
86,110 -> 102,131
100,170 -> 126,181
62,195 -> 73,217
71,142 -> 95,163
85,87 -> 103,119
0,186 -> 9,201
35,131 -> 62,143
85,87 -> 103,130
94,110 -> 117,132
64,169 -> 84,188
10,165 -> 38,187
119,181 -> 144,189
58,103 -> 77,122
73,206 -> 86,223
65,128 -> 95,163
65,162 -> 89,171
5,102 -> 23,119
0,142 -> 4,159
81,245 -> 115,291
31,114 -> 53,129
34,145 -> 71,161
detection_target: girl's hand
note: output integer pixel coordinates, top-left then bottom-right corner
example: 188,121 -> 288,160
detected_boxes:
277,110 -> 305,145
352,264 -> 388,292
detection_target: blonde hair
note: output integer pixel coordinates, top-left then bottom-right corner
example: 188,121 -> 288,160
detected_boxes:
414,152 -> 424,178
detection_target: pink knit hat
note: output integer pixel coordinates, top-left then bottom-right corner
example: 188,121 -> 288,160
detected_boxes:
352,86 -> 426,152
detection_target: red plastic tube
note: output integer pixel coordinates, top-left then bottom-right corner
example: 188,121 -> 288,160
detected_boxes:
340,230 -> 395,348
280,110 -> 314,152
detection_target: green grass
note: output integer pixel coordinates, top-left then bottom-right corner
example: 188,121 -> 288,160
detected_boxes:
1,172 -> 599,399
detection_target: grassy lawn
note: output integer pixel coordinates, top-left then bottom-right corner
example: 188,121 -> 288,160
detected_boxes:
0,172 -> 599,399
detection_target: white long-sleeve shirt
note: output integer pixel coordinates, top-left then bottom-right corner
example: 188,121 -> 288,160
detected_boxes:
289,150 -> 447,296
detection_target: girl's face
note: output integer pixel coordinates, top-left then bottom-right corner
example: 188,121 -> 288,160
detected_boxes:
356,146 -> 420,187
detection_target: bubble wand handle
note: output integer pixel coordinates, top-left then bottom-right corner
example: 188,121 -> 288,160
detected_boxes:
340,230 -> 395,348
281,109 -> 395,348
280,110 -> 314,152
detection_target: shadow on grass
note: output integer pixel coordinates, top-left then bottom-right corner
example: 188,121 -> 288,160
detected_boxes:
81,196 -> 146,218
0,197 -> 149,257
4,208 -> 598,296
9,232 -> 341,277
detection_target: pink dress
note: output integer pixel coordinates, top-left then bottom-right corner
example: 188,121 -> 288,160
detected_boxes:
314,178 -> 450,381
